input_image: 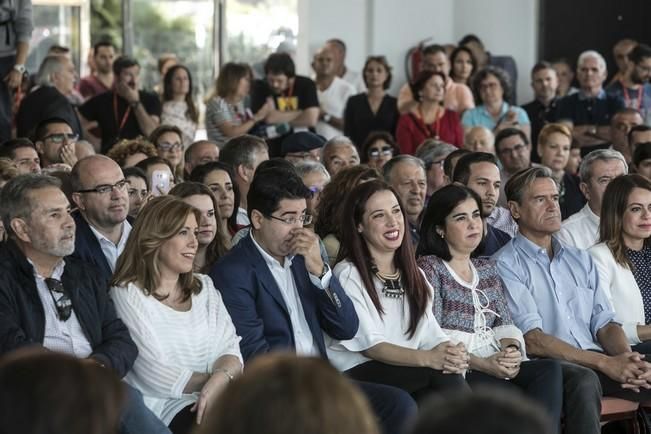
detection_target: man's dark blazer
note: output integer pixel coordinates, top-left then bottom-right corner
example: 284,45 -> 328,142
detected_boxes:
209,233 -> 359,361
70,211 -> 134,286
0,239 -> 137,378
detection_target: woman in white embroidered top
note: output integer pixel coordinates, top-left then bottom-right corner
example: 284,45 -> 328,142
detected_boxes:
416,184 -> 562,431
589,174 -> 651,352
110,195 -> 242,434
326,180 -> 470,402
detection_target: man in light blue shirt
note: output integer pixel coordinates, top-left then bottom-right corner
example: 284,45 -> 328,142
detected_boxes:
494,166 -> 651,434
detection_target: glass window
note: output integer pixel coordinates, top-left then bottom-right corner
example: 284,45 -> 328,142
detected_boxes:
28,3 -> 82,74
224,0 -> 298,79
130,0 -> 215,99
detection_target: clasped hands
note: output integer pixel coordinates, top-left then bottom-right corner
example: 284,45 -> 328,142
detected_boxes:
603,352 -> 651,392
429,342 -> 470,374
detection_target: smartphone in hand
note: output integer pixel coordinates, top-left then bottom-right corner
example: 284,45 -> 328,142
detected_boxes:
151,170 -> 171,196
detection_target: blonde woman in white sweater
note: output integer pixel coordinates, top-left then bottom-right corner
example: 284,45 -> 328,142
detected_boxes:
589,174 -> 651,350
110,195 -> 242,434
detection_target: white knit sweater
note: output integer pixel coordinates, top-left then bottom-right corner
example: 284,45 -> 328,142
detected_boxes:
111,274 -> 242,424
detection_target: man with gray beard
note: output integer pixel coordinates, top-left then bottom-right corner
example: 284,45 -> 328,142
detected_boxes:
0,174 -> 172,434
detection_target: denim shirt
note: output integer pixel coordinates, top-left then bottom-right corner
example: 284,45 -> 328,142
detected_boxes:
493,234 -> 617,351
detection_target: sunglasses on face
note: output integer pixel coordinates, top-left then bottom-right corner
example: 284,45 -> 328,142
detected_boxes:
45,278 -> 72,321
44,133 -> 78,144
368,146 -> 394,159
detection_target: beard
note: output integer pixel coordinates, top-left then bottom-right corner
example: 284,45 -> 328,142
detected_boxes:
31,233 -> 75,258
631,69 -> 646,85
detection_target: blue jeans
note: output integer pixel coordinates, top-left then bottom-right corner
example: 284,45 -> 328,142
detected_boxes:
120,383 -> 172,434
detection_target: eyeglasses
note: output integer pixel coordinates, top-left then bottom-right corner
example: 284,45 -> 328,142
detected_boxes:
157,142 -> 182,151
368,146 -> 394,159
426,159 -> 445,170
128,188 -> 148,199
498,144 -> 526,156
45,278 -> 72,321
76,179 -> 129,195
265,213 -> 313,226
43,133 -> 78,144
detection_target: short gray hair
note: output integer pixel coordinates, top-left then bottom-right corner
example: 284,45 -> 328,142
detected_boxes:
0,174 -> 62,238
383,155 -> 426,182
35,55 -> 67,87
415,140 -> 457,166
294,160 -> 330,181
322,136 -> 356,155
579,149 -> 628,182
504,166 -> 554,205
577,50 -> 607,73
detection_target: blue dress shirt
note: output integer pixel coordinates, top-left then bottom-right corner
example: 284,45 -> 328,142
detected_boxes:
493,234 -> 616,351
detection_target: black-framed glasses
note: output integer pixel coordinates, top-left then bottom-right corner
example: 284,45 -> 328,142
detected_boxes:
426,159 -> 445,170
157,142 -> 182,151
498,143 -> 526,156
76,179 -> 129,195
43,133 -> 79,144
265,213 -> 313,226
45,278 -> 72,321
368,146 -> 394,159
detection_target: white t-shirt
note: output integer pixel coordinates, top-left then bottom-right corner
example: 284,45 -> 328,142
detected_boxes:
111,274 -> 242,424
557,204 -> 600,250
326,260 -> 449,371
316,76 -> 356,140
342,68 -> 367,93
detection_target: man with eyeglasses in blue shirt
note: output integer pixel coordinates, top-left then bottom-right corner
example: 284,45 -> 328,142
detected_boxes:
33,117 -> 80,170
70,155 -> 132,286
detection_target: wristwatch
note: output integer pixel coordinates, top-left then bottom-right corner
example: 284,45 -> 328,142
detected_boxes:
130,100 -> 141,109
318,264 -> 330,280
13,64 -> 25,74
323,113 -> 332,123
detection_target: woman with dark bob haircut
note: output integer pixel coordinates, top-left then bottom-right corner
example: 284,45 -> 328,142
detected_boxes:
416,184 -> 562,431
396,70 -> 464,154
589,174 -> 651,351
344,56 -> 399,148
361,130 -> 399,170
461,66 -> 531,141
326,180 -> 470,402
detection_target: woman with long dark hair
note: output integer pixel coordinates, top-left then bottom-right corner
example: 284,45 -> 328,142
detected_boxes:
161,64 -> 199,147
416,184 -> 562,431
327,180 -> 470,402
189,161 -> 240,236
169,182 -> 231,273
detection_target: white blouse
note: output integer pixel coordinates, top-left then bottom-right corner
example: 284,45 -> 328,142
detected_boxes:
326,260 -> 449,371
111,273 -> 242,424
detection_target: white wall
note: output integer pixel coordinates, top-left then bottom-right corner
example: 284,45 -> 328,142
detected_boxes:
298,0 -> 538,104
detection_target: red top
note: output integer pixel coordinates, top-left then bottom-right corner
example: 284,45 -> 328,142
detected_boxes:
396,109 -> 463,154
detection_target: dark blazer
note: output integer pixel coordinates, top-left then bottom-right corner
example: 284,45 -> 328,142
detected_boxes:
71,211 -> 112,285
70,211 -> 134,286
209,233 -> 359,362
0,240 -> 137,378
